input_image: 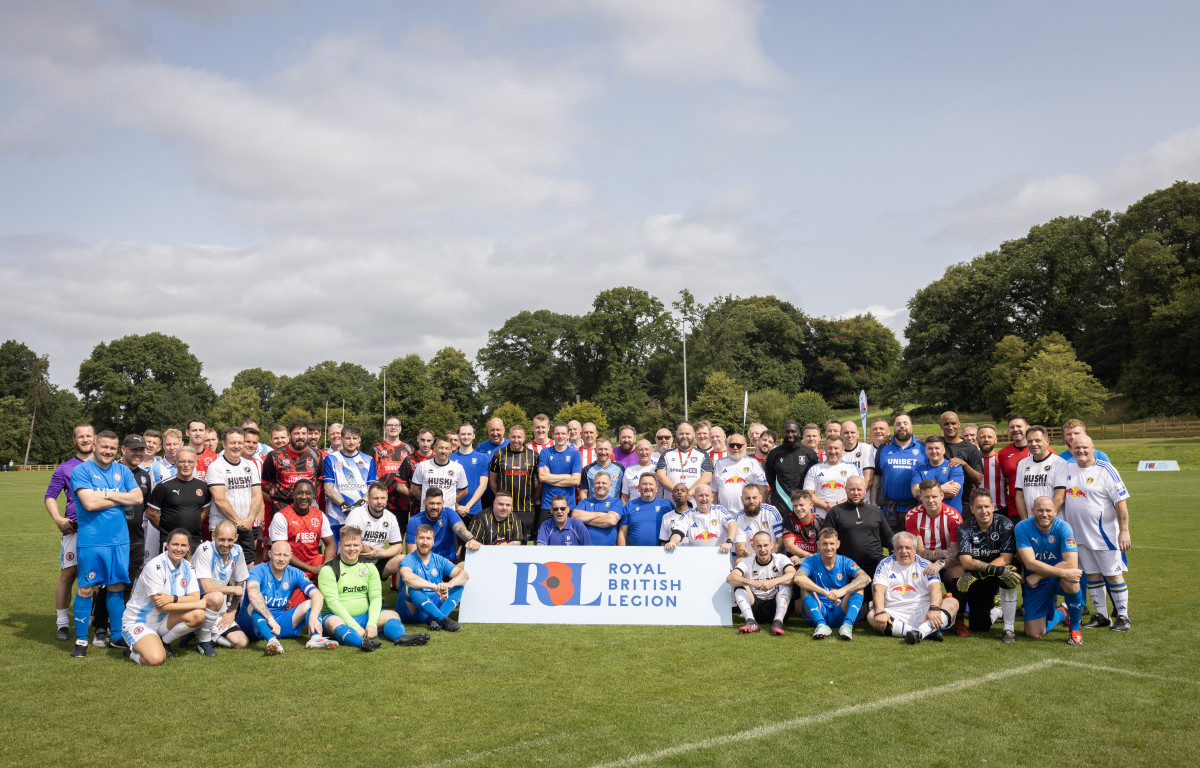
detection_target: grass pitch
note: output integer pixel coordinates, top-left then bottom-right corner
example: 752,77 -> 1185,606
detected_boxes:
1,440 -> 1198,767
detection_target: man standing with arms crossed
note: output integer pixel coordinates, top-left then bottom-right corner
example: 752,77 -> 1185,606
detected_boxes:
872,413 -> 925,532
489,425 -> 540,541
656,422 -> 713,504
206,427 -> 263,567
45,423 -> 93,641
537,423 -> 582,532
765,420 -> 820,514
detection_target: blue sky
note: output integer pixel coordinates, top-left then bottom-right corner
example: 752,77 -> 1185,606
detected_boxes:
2,0 -> 1198,391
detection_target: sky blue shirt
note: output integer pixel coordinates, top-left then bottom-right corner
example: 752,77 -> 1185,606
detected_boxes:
620,497 -> 674,546
455,449 -> 491,514
71,458 -> 137,548
407,508 -> 464,561
1014,517 -> 1077,567
539,444 -> 582,509
1058,448 -> 1110,463
909,460 -> 965,512
576,496 -> 623,546
241,562 -> 316,615
799,554 -> 862,606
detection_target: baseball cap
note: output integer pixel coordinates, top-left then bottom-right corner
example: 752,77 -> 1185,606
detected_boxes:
123,434 -> 147,449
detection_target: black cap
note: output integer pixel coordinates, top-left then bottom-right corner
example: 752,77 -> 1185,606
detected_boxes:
123,434 -> 147,449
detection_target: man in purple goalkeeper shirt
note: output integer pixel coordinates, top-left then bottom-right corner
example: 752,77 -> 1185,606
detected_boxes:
44,423 -> 95,641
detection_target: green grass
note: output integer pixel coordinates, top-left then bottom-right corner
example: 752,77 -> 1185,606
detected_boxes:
2,453 -> 1199,767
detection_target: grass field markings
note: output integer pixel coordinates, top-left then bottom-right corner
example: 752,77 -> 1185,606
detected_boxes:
1052,660 -> 1200,686
585,660 -> 1058,768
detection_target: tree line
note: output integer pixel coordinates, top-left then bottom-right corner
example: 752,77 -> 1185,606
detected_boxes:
3,181 -> 1196,465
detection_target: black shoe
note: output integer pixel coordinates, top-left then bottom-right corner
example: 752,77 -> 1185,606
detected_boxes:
1110,615 -> 1132,632
70,641 -> 88,658
164,644 -> 177,659
108,636 -> 130,651
176,632 -> 196,649
56,626 -> 70,642
904,630 -> 921,645
440,618 -> 461,632
361,637 -> 382,652
427,620 -> 442,631
1082,614 -> 1112,629
927,629 -> 944,642
92,628 -> 109,648
394,632 -> 431,647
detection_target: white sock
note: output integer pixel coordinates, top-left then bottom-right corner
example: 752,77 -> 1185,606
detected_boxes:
215,634 -> 233,648
916,620 -> 935,638
129,651 -> 143,665
56,609 -> 69,626
734,589 -> 754,622
1110,582 -> 1130,617
160,622 -> 192,645
889,618 -> 909,637
1001,587 -> 1018,631
200,609 -> 220,643
989,605 -> 1003,624
1088,581 -> 1109,617
774,586 -> 792,622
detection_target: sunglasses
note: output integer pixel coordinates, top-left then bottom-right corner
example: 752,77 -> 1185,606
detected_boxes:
728,443 -> 745,448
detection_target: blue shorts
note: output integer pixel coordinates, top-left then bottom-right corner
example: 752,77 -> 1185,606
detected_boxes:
77,544 -> 130,588
802,598 -> 857,627
237,605 -> 308,639
322,610 -> 369,629
1023,578 -> 1072,622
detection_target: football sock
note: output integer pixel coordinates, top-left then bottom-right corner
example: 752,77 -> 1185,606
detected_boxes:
331,623 -> 364,648
1108,581 -> 1129,617
105,590 -> 125,635
734,589 -> 754,622
774,588 -> 790,622
56,608 -> 69,627
73,594 -> 92,642
250,613 -> 277,642
444,586 -> 464,614
889,618 -> 909,637
129,651 -> 143,665
916,620 -> 935,639
214,634 -> 233,648
1087,577 -> 1108,617
160,621 -> 193,645
200,609 -> 221,643
413,590 -> 451,621
1000,587 -> 1018,631
1066,589 -> 1084,632
802,594 -> 825,625
844,593 -> 863,624
1045,604 -> 1067,633
383,618 -> 405,642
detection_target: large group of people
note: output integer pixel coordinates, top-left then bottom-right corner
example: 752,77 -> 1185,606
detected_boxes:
43,409 -> 1133,662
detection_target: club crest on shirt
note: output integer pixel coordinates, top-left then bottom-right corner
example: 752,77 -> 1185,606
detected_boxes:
195,488 -> 203,496
1048,535 -> 1055,543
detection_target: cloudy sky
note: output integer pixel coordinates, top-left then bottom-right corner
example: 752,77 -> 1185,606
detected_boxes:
2,0 -> 1198,392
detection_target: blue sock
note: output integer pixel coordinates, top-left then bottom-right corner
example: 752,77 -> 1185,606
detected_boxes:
106,590 -> 125,635
802,594 -> 826,625
251,613 -> 277,642
331,623 -> 363,648
74,594 -> 92,642
445,586 -> 464,614
844,593 -> 864,624
1066,590 -> 1084,631
383,618 -> 405,642
1045,603 -> 1067,633
413,590 -> 450,621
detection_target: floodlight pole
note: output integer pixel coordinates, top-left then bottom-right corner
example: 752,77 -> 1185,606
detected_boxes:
681,317 -> 689,422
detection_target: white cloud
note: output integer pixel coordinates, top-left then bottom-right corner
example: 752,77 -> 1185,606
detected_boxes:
939,124 -> 1200,246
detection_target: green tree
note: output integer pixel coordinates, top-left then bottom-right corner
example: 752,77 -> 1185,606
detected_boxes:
76,333 -> 215,434
808,315 -> 901,408
209,385 -> 266,432
477,310 -> 579,415
553,401 -> 609,437
427,347 -> 479,422
1008,342 -> 1108,425
0,340 -> 39,398
28,386 -> 84,463
574,287 -> 673,400
749,389 -> 791,432
983,336 -> 1029,420
691,372 -> 743,433
415,401 -> 462,441
272,361 -> 375,423
0,396 -> 25,465
592,362 -> 650,432
489,402 -> 532,439
231,368 -> 279,415
379,355 -> 438,431
786,391 -> 833,429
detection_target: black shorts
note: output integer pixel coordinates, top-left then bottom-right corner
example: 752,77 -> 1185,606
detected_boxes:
750,596 -> 783,625
964,577 -> 1002,631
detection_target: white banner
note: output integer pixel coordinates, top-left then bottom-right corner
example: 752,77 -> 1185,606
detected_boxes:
459,546 -> 733,626
1137,460 -> 1181,471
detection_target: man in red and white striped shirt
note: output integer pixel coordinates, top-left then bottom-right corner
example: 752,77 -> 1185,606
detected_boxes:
977,424 -> 1010,517
905,479 -> 964,582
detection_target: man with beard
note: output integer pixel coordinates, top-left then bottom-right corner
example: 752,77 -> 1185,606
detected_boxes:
344,483 -> 406,579
656,422 -> 713,501
268,480 -> 335,581
261,419 -> 325,535
733,485 -> 784,560
193,520 -> 251,655
710,433 -> 767,515
404,489 -> 480,561
612,425 -> 639,468
399,524 -> 471,632
727,531 -> 794,635
977,424 -> 1010,517
764,420 -> 820,513
872,413 -> 926,531
489,425 -> 540,541
997,415 -> 1032,519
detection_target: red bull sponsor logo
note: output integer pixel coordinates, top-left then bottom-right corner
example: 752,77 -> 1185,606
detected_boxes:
693,531 -> 718,541
820,480 -> 845,491
1065,487 -> 1087,498
889,584 -> 918,595
724,476 -> 748,485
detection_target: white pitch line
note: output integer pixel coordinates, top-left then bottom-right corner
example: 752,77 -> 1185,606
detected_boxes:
586,660 -> 1058,768
1053,659 -> 1200,686
1132,545 -> 1200,552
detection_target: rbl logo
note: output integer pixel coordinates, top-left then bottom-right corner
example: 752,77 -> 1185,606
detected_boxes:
511,561 -> 601,606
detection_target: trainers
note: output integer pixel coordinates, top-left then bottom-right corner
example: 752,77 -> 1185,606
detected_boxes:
904,629 -> 922,645
954,619 -> 969,638
305,635 -> 338,650
70,641 -> 88,658
956,572 -> 978,593
108,636 -> 130,651
1082,614 -> 1112,629
55,626 -> 69,642
1110,615 -> 1132,632
163,645 -> 177,659
927,629 -> 945,642
1001,629 -> 1017,644
265,638 -> 284,656
360,637 -> 381,652
394,632 -> 430,647
440,617 -> 461,632
1068,630 -> 1083,646
812,623 -> 832,640
427,620 -> 442,631
739,622 -> 760,634
196,641 -> 217,657
768,620 -> 784,636
92,628 -> 109,648
838,624 -> 854,641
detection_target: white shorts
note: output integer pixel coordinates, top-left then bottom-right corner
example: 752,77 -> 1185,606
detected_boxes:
60,532 -> 77,570
143,523 -> 160,564
1077,547 -> 1127,577
882,601 -> 930,629
123,614 -> 170,646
